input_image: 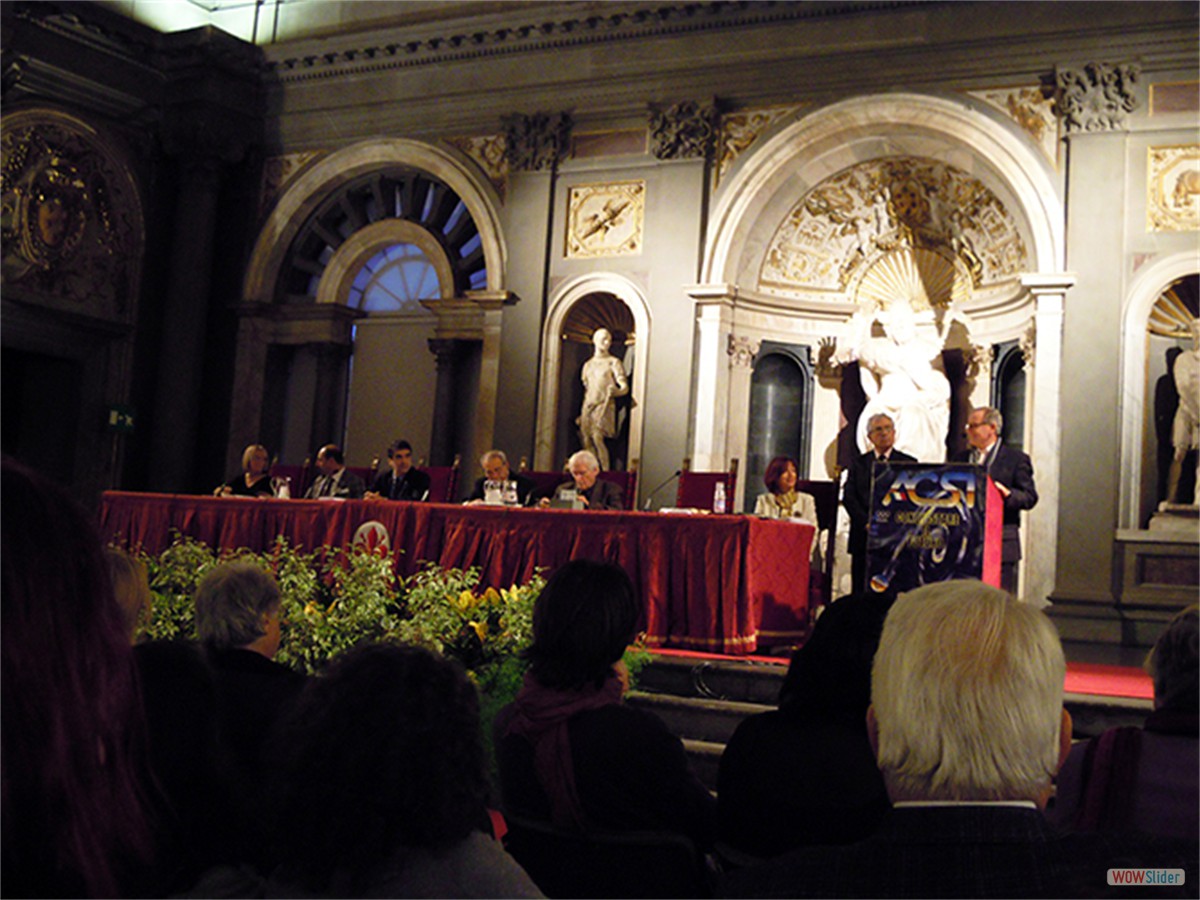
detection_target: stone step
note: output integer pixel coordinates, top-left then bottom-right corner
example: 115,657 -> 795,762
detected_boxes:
626,690 -> 769,745
681,738 -> 725,793
635,654 -> 788,705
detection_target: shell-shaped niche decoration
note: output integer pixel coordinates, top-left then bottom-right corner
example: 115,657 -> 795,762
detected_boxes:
1148,276 -> 1200,338
854,245 -> 972,313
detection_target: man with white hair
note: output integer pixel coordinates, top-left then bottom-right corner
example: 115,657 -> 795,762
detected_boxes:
538,449 -> 625,510
721,580 -> 1195,898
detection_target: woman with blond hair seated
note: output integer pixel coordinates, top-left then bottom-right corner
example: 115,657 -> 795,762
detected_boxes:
214,444 -> 273,497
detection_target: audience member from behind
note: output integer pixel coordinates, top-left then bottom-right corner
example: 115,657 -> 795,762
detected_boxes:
717,591 -> 891,862
1050,603 -> 1198,840
105,545 -> 152,641
194,562 -> 307,786
496,560 -> 716,847
265,643 -> 542,898
721,580 -> 1196,898
215,443 -> 274,497
2,458 -> 155,897
365,439 -> 431,502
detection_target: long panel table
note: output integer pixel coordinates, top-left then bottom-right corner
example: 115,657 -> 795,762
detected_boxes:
99,492 -> 814,655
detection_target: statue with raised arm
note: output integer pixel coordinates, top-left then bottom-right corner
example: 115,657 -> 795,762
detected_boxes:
833,300 -> 952,462
577,328 -> 629,471
1167,318 -> 1200,505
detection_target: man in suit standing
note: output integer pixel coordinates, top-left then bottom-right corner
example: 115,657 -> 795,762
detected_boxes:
304,444 -> 366,499
843,413 -> 916,595
953,406 -> 1037,595
365,439 -> 431,502
721,581 -> 1194,899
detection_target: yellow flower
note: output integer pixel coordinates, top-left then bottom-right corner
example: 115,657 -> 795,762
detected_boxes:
480,587 -> 501,607
455,589 -> 478,611
470,620 -> 488,641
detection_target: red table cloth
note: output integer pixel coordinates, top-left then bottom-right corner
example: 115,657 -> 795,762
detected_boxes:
99,492 -> 814,654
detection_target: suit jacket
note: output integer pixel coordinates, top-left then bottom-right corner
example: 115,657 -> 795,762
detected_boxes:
719,805 -> 1197,899
467,472 -> 537,506
304,468 -> 366,500
549,478 -> 625,510
843,449 -> 916,557
952,441 -> 1037,562
370,467 -> 432,501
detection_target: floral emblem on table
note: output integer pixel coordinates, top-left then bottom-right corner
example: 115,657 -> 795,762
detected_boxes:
352,521 -> 391,555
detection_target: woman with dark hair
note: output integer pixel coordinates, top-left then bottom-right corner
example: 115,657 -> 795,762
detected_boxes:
265,642 -> 541,897
753,455 -> 817,522
1,458 -> 155,897
496,559 -> 716,846
717,591 -> 893,862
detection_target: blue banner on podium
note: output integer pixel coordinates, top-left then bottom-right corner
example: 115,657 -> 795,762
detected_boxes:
866,463 -> 1002,594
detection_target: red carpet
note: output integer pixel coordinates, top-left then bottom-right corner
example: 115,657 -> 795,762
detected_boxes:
648,649 -> 1154,701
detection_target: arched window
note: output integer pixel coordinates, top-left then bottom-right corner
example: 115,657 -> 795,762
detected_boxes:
348,243 -> 440,313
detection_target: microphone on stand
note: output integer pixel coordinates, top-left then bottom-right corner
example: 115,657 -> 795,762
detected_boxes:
642,469 -> 682,511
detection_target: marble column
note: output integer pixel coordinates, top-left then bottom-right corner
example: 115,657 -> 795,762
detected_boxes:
428,338 -> 468,465
1022,273 -> 1074,608
688,286 -> 738,470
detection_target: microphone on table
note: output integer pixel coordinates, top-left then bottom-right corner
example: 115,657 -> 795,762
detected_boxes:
642,469 -> 682,511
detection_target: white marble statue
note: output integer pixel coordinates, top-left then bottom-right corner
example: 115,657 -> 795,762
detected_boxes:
834,300 -> 952,462
1167,318 -> 1200,505
577,327 -> 629,471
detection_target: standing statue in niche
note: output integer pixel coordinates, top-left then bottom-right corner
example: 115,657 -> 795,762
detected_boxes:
832,300 -> 953,462
577,327 -> 629,472
1167,318 -> 1200,505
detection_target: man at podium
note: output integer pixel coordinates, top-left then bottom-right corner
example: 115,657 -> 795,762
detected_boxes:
954,406 -> 1038,595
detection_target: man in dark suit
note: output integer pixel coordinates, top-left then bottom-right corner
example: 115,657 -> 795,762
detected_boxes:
365,439 -> 431,501
953,405 -> 1037,595
843,413 -> 916,595
537,449 -> 625,510
720,581 -> 1195,899
304,444 -> 366,499
465,449 -> 537,506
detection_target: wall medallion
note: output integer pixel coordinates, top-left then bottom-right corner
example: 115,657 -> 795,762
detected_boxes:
565,181 -> 645,259
1148,145 -> 1200,232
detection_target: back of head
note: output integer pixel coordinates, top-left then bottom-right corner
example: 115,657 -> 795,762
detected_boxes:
106,546 -> 151,641
270,643 -> 487,888
194,561 -> 280,649
1146,604 -> 1199,712
527,559 -> 639,690
871,580 -> 1065,803
1,458 -> 151,897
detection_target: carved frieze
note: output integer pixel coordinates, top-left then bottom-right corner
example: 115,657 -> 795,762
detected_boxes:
446,134 -> 508,201
1148,145 -> 1200,233
1019,323 -> 1036,366
502,112 -> 572,172
1,113 -> 141,324
759,156 -> 1027,298
259,150 -> 326,219
714,106 -> 797,188
968,86 -> 1058,165
565,181 -> 645,259
649,101 -> 717,161
1054,62 -> 1140,133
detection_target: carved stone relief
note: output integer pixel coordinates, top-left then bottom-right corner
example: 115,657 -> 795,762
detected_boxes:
446,134 -> 508,202
758,156 -> 1027,297
1,114 -> 140,324
260,150 -> 326,219
502,111 -> 573,172
649,101 -> 717,161
1148,145 -> 1200,233
565,181 -> 645,259
727,334 -> 760,368
714,106 -> 797,187
968,86 -> 1058,166
1054,62 -> 1140,133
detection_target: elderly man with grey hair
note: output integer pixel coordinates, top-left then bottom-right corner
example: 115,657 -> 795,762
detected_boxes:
721,580 -> 1195,898
196,562 -> 307,785
465,449 -> 538,506
538,449 -> 625,510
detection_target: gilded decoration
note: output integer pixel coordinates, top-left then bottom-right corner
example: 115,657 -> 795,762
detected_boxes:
1,116 -> 139,323
758,156 -> 1027,298
969,86 -> 1058,165
565,181 -> 645,259
1148,145 -> 1200,233
714,106 -> 797,189
446,134 -> 508,202
259,150 -> 325,219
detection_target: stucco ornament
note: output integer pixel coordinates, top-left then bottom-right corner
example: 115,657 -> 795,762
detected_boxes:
1055,62 -> 1140,133
649,100 -> 718,161
502,111 -> 573,171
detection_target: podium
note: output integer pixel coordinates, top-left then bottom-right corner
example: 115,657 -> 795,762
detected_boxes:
865,463 -> 1002,594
